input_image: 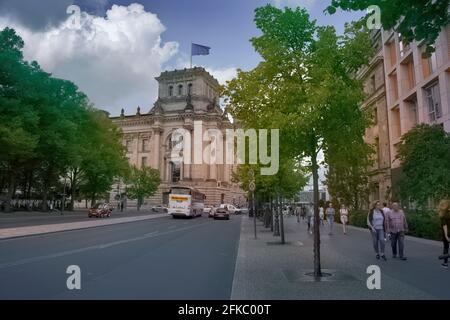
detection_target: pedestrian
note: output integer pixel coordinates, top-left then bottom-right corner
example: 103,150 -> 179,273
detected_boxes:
437,199 -> 450,268
339,204 -> 349,235
301,205 -> 306,221
306,204 -> 314,234
325,202 -> 335,235
367,200 -> 387,261
120,200 -> 124,212
382,202 -> 391,215
319,205 -> 325,226
386,202 -> 408,260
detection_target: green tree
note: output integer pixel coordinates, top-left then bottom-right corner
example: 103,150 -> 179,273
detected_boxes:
326,0 -> 450,53
79,110 -> 129,206
396,124 -> 450,207
0,27 -> 129,211
126,166 -> 161,210
224,5 -> 372,276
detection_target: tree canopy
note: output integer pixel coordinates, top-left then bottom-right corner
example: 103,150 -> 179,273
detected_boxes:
224,5 -> 373,276
0,27 -> 129,211
327,0 -> 450,53
396,124 -> 450,207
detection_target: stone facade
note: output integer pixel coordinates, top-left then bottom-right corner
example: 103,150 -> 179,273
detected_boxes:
110,67 -> 246,207
358,30 -> 392,206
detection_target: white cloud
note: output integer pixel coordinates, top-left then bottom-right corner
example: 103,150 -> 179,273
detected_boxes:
0,3 -> 178,115
272,0 -> 317,10
206,67 -> 237,85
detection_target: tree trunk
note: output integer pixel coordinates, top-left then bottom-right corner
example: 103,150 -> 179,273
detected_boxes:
4,174 -> 15,213
279,193 -> 285,244
312,150 -> 322,277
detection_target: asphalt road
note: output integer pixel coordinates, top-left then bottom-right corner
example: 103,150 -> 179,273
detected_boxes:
0,209 -> 160,228
0,215 -> 242,299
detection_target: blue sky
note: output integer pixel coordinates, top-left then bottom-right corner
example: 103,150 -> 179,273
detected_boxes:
0,0 -> 364,114
99,0 -> 364,71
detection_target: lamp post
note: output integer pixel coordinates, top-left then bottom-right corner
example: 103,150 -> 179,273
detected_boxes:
249,169 -> 256,239
61,177 -> 67,216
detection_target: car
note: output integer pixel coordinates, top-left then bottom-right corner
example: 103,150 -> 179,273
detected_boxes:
214,206 -> 230,220
88,203 -> 112,218
203,206 -> 213,215
151,205 -> 168,214
219,204 -> 243,214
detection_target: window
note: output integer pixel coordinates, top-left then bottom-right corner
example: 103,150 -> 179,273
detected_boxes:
370,75 -> 376,94
387,41 -> 397,66
170,133 -> 184,150
422,47 -> 438,78
391,106 -> 401,138
389,72 -> 398,103
375,137 -> 380,168
141,139 -> 149,152
141,157 -> 147,168
125,140 -> 132,153
171,162 -> 181,183
398,34 -> 410,58
169,85 -> 173,96
188,83 -> 193,95
405,95 -> 418,127
402,58 -> 415,90
425,82 -> 442,122
178,84 -> 183,96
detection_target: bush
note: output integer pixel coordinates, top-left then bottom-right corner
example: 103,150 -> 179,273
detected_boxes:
348,209 -> 441,241
349,210 -> 368,229
406,210 -> 441,241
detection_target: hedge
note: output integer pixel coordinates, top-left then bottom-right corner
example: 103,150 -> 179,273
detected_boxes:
347,209 -> 442,241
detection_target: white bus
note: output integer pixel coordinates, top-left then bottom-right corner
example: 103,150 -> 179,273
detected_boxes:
168,186 -> 205,218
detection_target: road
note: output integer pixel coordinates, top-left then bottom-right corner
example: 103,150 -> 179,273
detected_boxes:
0,215 -> 242,299
0,209 -> 160,228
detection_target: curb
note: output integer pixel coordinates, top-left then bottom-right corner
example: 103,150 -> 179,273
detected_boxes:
0,214 -> 168,240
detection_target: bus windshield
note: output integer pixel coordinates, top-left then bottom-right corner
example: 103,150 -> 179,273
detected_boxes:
171,188 -> 191,195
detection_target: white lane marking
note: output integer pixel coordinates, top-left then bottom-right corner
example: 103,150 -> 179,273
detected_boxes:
0,222 -> 210,270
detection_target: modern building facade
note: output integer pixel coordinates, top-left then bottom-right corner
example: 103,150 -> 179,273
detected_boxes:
382,25 -> 450,200
110,67 -> 246,207
360,25 -> 450,205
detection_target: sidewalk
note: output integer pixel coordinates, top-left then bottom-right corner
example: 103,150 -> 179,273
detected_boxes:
231,215 -> 448,299
0,213 -> 168,240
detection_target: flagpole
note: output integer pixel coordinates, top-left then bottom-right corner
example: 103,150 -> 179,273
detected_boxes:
190,42 -> 192,69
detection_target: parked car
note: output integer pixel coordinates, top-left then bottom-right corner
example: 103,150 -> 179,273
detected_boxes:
88,203 -> 113,218
151,205 -> 168,214
214,206 -> 230,220
219,204 -> 244,214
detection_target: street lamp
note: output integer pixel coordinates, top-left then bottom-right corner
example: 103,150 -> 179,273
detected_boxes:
249,169 -> 256,239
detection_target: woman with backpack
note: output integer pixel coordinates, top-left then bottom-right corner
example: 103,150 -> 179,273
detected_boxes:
367,200 -> 387,261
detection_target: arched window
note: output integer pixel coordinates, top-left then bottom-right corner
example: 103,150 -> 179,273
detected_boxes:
169,85 -> 173,96
171,162 -> 181,183
188,83 -> 193,95
178,84 -> 183,96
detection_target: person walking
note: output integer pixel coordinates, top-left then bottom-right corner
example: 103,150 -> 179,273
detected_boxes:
325,203 -> 335,235
437,199 -> 450,268
319,205 -> 325,226
382,202 -> 391,215
306,204 -> 314,234
339,204 -> 349,235
386,202 -> 408,260
367,200 -> 387,261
